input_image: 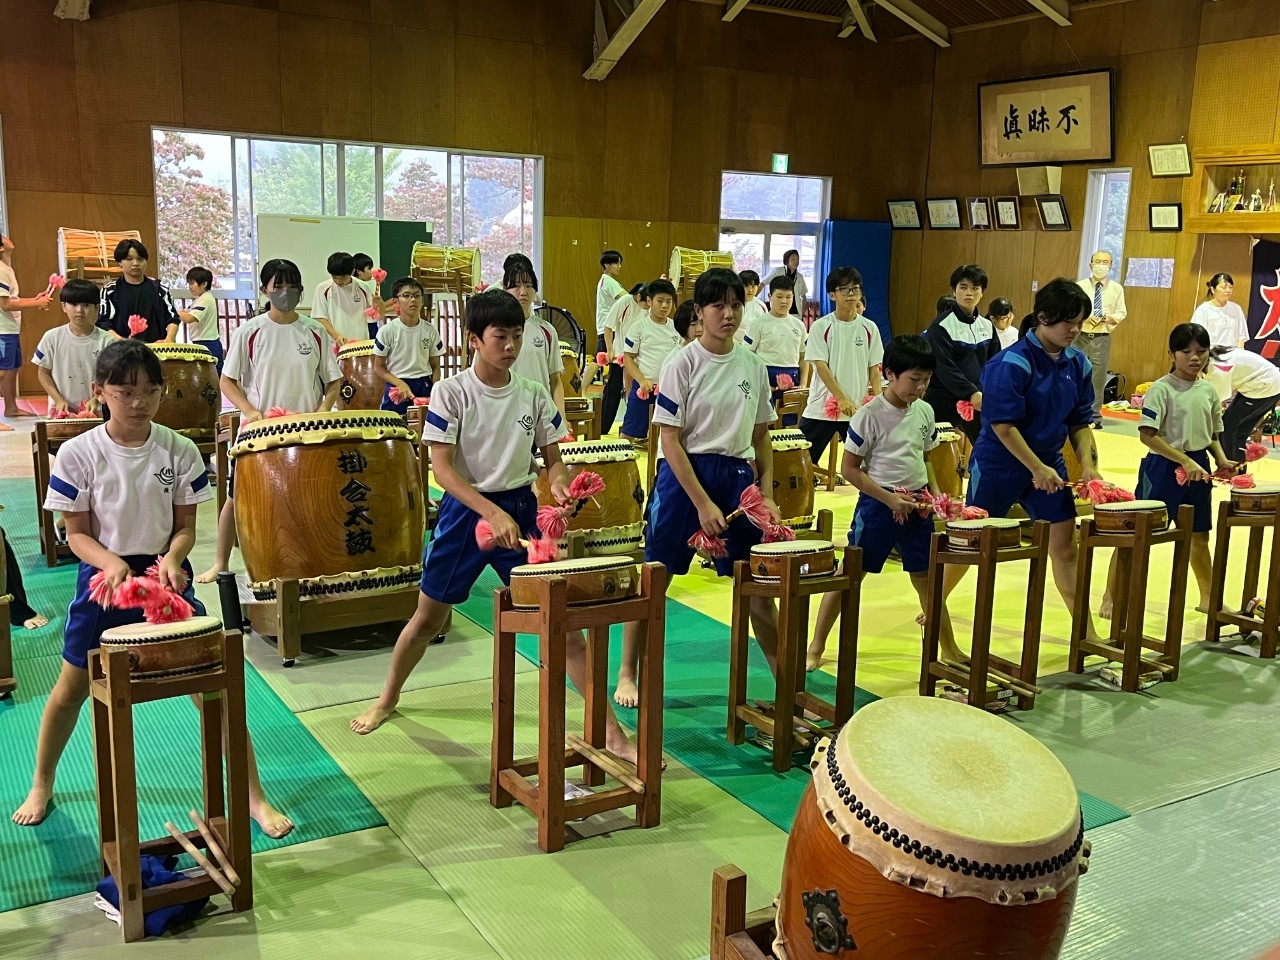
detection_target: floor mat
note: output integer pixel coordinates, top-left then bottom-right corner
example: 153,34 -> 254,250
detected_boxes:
2,477 -> 80,663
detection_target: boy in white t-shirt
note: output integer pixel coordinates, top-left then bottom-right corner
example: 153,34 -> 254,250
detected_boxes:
806,334 -> 960,669
0,233 -> 51,421
351,291 -> 638,764
352,253 -> 386,337
504,253 -> 567,425
12,340 -> 292,838
800,267 -> 883,464
734,269 -> 767,344
744,273 -> 807,424
620,279 -> 682,443
599,282 -> 649,434
311,251 -> 374,346
586,249 -> 627,390
31,278 -> 114,416
197,259 -> 342,585
178,266 -> 224,373
374,277 -> 443,413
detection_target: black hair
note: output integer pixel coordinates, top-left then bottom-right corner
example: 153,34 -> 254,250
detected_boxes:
782,249 -> 800,269
825,266 -> 864,295
1209,344 -> 1237,361
987,297 -> 1014,319
95,338 -> 164,388
1018,278 -> 1091,333
629,282 -> 648,298
1169,322 -> 1211,354
391,276 -> 424,298
936,294 -> 956,315
692,267 -> 745,308
673,299 -> 698,340
769,274 -> 795,294
186,266 -> 213,291
738,270 -> 760,288
1206,272 -> 1234,298
259,258 -> 303,292
60,278 -> 100,306
950,264 -> 988,291
647,278 -> 677,301
352,252 -> 374,273
327,252 -> 355,277
502,253 -> 539,291
600,250 -> 623,268
466,289 -> 525,338
113,239 -> 148,263
882,334 -> 936,377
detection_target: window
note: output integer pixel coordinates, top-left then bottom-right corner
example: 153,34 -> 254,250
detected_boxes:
719,171 -> 829,300
1078,168 -> 1131,281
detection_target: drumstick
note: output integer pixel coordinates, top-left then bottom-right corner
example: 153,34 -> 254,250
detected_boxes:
165,821 -> 236,896
188,809 -> 241,887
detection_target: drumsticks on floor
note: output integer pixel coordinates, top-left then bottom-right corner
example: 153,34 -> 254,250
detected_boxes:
188,809 -> 241,887
164,820 -> 236,896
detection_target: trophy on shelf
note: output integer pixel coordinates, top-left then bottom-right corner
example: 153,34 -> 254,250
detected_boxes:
1267,179 -> 1276,213
1250,189 -> 1265,212
1209,192 -> 1228,214
1231,169 -> 1248,211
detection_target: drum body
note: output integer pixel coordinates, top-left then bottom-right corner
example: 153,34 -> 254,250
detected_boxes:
509,556 -> 639,608
151,344 -> 220,439
230,411 -> 425,594
409,242 -> 481,294
771,429 -> 815,528
750,540 -> 835,581
946,517 -> 1021,552
99,615 -> 224,680
668,247 -> 735,298
1093,499 -> 1169,534
1233,483 -> 1280,516
561,344 -> 582,396
775,698 -> 1087,960
928,423 -> 963,498
337,340 -> 383,410
535,440 -> 644,555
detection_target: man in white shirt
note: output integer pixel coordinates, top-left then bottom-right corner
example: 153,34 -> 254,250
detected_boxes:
1076,250 -> 1128,429
586,249 -> 627,389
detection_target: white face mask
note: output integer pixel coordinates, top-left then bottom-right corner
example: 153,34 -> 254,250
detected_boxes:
1091,263 -> 1110,280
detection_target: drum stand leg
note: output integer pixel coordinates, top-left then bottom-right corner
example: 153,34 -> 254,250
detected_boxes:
711,865 -> 778,960
1206,501 -> 1280,657
274,578 -> 302,667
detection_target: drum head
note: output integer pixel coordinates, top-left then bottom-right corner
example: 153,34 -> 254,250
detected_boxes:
770,429 -> 809,451
100,615 -> 222,642
150,343 -> 215,362
947,517 -> 1019,531
1095,499 -> 1165,513
751,539 -> 834,556
555,439 -> 637,464
337,339 -> 376,359
510,556 -> 634,577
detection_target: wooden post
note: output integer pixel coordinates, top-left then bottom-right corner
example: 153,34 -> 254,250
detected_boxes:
537,577 -> 569,853
727,561 -> 751,745
636,563 -> 666,828
490,589 -> 517,809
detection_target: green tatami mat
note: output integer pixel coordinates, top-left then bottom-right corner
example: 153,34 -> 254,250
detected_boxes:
0,654 -> 385,914
1,826 -> 501,959
1009,642 -> 1280,814
1063,769 -> 1280,960
2,478 -> 79,663
305,675 -> 788,960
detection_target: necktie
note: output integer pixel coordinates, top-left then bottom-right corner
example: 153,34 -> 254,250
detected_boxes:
1094,282 -> 1104,319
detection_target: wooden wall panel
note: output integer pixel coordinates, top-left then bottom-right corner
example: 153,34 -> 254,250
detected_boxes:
180,3 -> 282,134
79,121 -> 155,197
1118,0 -> 1203,55
543,158 -> 606,220
2,116 -> 83,194
668,66 -> 736,225
974,231 -> 1035,315
279,14 -> 372,142
667,222 -> 719,254
601,220 -> 671,292
0,1 -> 77,121
1189,37 -> 1280,149
1031,231 -> 1082,287
372,0 -> 454,30
934,18 -> 1056,84
280,0 -> 368,22
601,58 -> 675,222
1109,229 -> 1178,389
370,27 -> 456,147
1050,3 -> 1125,62
452,36 -> 535,155
72,6 -> 184,125
1200,0 -> 1280,44
531,46 -> 605,163
543,216 -> 603,335
1116,48 -> 1198,216
889,230 -> 923,336
917,232 -> 976,327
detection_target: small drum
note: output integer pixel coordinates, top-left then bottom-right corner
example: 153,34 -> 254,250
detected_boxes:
946,517 -> 1021,552
509,556 -> 639,608
775,697 -> 1088,959
927,422 -> 963,498
41,417 -> 102,441
336,340 -> 383,410
1093,499 -> 1169,534
535,439 -> 644,556
1232,482 -> 1280,516
99,615 -> 224,680
560,343 -> 582,396
750,540 -> 836,582
771,428 -> 815,529
229,410 -> 425,596
564,396 -> 592,415
150,343 -> 220,440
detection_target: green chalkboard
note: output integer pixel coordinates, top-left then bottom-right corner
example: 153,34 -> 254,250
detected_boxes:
377,219 -> 433,297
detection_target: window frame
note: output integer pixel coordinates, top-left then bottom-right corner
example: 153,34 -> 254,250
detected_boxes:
1077,166 -> 1132,282
718,171 -> 831,292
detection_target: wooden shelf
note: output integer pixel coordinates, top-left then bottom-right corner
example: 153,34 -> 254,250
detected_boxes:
1185,212 -> 1280,234
1185,143 -> 1280,234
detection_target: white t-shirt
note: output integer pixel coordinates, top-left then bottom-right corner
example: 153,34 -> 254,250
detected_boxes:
624,316 -> 684,381
1208,348 -> 1280,401
355,276 -> 378,301
745,313 -> 808,368
995,325 -> 1019,350
44,423 -> 213,556
31,324 -> 115,410
803,313 -> 885,421
311,278 -> 373,343
597,273 -> 627,329
1139,373 -> 1223,452
186,291 -> 219,342
1191,300 -> 1249,348
422,368 -> 562,492
374,317 -> 442,380
511,315 -> 561,390
653,341 -> 774,460
734,299 -> 769,344
223,314 -> 341,418
0,261 -> 19,334
845,394 -> 938,491
602,296 -> 640,351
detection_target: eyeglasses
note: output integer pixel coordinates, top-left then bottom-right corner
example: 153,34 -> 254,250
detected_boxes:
835,286 -> 861,297
397,292 -> 423,300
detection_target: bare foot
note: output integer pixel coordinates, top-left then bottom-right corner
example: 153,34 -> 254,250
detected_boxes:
1099,597 -> 1113,621
0,422 -> 12,432
195,565 -> 223,585
1194,603 -> 1210,615
806,643 -> 825,672
249,796 -> 294,839
350,702 -> 396,735
12,786 -> 52,826
606,729 -> 665,771
613,676 -> 639,709
7,408 -> 37,418
23,614 -> 49,629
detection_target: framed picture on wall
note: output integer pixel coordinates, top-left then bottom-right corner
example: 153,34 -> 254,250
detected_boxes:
1148,143 -> 1192,178
926,198 -> 962,230
1149,202 -> 1183,232
1035,194 -> 1071,231
967,197 -> 993,230
887,199 -> 922,230
977,68 -> 1115,167
993,196 -> 1021,230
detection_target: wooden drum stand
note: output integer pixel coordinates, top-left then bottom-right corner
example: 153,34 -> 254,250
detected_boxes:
30,418 -> 100,566
0,524 -> 14,698
214,410 -> 240,514
1207,499 -> 1280,658
710,865 -> 779,960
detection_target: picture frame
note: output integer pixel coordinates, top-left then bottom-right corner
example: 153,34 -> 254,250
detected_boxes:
993,196 -> 1021,230
1148,142 -> 1192,178
926,198 -> 962,230
1035,194 -> 1071,231
886,199 -> 922,230
1149,202 -> 1183,232
967,197 -> 993,230
977,68 -> 1115,167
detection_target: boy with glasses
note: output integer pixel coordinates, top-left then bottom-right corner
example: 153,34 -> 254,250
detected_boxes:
374,277 -> 443,414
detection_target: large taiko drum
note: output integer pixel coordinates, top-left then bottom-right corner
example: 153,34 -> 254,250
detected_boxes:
508,556 -> 640,608
927,422 -> 963,497
99,615 -> 224,680
535,439 -> 644,555
771,428 -> 815,529
336,340 -> 382,410
560,343 -> 582,396
668,246 -> 734,299
229,410 -> 425,598
150,343 -> 220,440
775,697 -> 1089,959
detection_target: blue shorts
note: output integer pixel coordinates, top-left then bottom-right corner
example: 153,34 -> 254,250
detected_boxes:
767,365 -> 800,426
645,455 -> 762,577
194,338 -> 225,376
368,321 -> 380,339
621,381 -> 654,438
967,453 -> 1076,524
851,491 -> 934,574
0,333 -> 21,370
1137,449 -> 1213,533
419,487 -> 538,605
63,556 -> 205,668
380,375 -> 432,414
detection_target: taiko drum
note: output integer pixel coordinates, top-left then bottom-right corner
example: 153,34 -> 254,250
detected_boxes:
150,343 -> 220,440
535,439 -> 645,555
508,556 -> 640,608
99,615 -> 224,680
771,429 -> 815,529
336,340 -> 383,410
927,422 -> 963,498
560,343 -> 582,396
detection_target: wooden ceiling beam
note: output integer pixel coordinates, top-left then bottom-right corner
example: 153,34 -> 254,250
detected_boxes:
1026,0 -> 1071,26
843,0 -> 876,41
584,0 -> 669,80
723,0 -> 751,21
875,0 -> 950,47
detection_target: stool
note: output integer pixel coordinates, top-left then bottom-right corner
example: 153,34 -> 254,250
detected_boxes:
1206,499 -> 1280,657
564,397 -> 600,441
89,631 -> 252,942
710,865 -> 779,960
30,418 -> 100,566
811,433 -> 840,492
214,410 -> 240,514
1068,505 -> 1192,691
921,521 -> 1050,711
728,545 -> 861,773
490,563 -> 667,853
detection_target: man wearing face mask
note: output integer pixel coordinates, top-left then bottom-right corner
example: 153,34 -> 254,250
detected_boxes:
1076,251 -> 1127,429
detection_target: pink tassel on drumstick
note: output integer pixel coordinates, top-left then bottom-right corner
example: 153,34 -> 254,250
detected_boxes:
145,556 -> 190,593
536,505 -> 570,540
41,274 -> 66,298
688,529 -> 728,558
372,267 -> 387,283
364,307 -> 379,320
956,399 -> 975,422
775,372 -> 795,391
823,395 -> 841,419
127,314 -> 148,336
596,351 -> 608,366
475,520 -> 561,563
265,406 -> 294,419
1246,442 -> 1268,463
389,386 -> 405,404
412,396 -> 429,407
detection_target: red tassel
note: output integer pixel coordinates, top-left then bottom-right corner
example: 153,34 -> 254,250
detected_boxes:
637,385 -> 651,401
557,432 -> 575,445
566,470 -> 605,501
861,394 -> 874,406
475,519 -> 496,551
114,576 -> 161,609
525,536 -> 560,564
372,267 -> 387,283
364,307 -> 379,320
823,395 -> 841,419
1231,473 -> 1257,489
388,387 -> 404,404
144,555 -> 190,593
412,396 -> 429,407
762,522 -> 796,543
265,406 -> 293,419
956,399 -> 974,422
596,351 -> 608,366
734,485 -> 776,530
775,372 -> 795,391
1246,442 -> 1268,462
688,530 -> 728,558
127,314 -> 147,336
144,592 -> 194,624
536,505 -> 569,540
88,571 -> 115,608
960,505 -> 989,520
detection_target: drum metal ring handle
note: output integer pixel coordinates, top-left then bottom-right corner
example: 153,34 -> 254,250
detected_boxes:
802,889 -> 856,954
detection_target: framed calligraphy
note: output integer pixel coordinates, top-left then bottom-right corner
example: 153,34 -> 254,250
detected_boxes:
1149,202 -> 1183,233
978,69 -> 1114,168
994,196 -> 1021,230
926,199 -> 962,230
887,199 -> 922,230
1035,195 -> 1071,232
967,197 -> 992,231
1148,143 -> 1191,178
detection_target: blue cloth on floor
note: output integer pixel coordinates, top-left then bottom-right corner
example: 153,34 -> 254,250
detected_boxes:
96,854 -> 209,937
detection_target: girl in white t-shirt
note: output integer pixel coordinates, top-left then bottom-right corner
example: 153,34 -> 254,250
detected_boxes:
1191,273 -> 1249,348
1208,345 -> 1280,460
178,266 -> 223,373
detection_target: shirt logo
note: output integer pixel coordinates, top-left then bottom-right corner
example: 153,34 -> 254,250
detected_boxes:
531,334 -> 545,348
738,379 -> 752,399
153,466 -> 175,492
297,339 -> 313,356
517,414 -> 535,433
421,336 -> 432,352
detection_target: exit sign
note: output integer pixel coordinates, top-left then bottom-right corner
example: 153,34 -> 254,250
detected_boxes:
771,153 -> 789,174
